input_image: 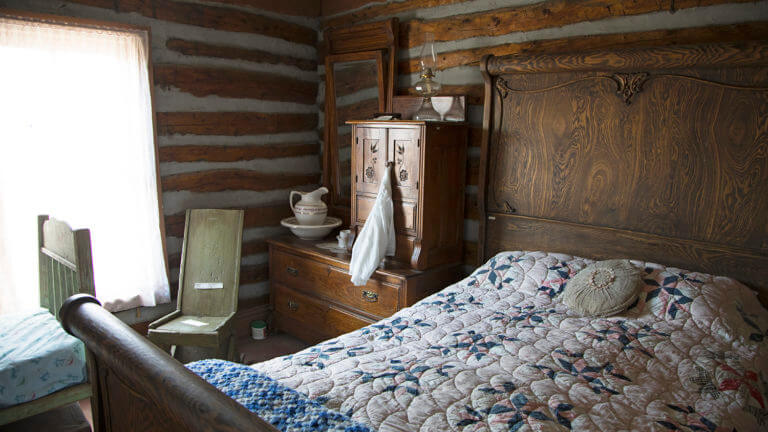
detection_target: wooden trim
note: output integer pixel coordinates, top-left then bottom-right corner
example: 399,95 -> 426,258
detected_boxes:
64,0 -> 316,46
202,0 -> 321,17
156,112 -> 317,136
154,65 -> 317,104
159,143 -> 318,163
0,7 -> 148,33
484,40 -> 768,74
161,169 -> 319,193
399,21 -> 768,75
165,38 -> 316,71
398,0 -> 758,49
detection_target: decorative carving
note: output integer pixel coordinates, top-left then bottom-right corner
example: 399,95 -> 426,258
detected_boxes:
399,169 -> 408,182
611,72 -> 649,105
365,166 -> 375,179
370,141 -> 378,153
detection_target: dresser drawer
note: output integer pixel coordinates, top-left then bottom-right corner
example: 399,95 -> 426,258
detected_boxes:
273,283 -> 372,341
271,248 -> 399,318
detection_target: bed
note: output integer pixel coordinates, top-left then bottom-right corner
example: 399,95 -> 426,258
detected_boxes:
59,40 -> 768,432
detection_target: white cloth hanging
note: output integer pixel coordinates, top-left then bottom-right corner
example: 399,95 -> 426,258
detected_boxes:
349,165 -> 396,286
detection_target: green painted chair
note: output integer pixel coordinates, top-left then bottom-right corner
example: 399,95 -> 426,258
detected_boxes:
0,215 -> 98,426
148,209 -> 244,361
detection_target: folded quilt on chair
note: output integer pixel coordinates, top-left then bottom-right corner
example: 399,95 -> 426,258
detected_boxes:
186,359 -> 371,432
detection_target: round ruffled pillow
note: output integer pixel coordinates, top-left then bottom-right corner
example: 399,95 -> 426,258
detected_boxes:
563,259 -> 641,317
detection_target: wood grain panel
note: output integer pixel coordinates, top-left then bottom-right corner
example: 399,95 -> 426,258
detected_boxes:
159,143 -> 317,163
67,0 -> 316,45
399,21 -> 768,75
154,65 -> 316,104
323,0 -> 470,29
165,39 -> 316,71
485,214 -> 768,306
156,112 -> 317,136
398,0 -> 756,48
165,204 -> 292,238
161,169 -> 319,192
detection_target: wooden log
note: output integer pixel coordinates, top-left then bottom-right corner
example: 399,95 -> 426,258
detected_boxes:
159,143 -> 318,163
161,169 -> 319,192
156,112 -> 317,136
67,0 -> 316,45
398,0 -> 758,49
202,0 -> 320,17
241,239 -> 269,257
240,263 -> 269,285
323,0 -> 471,30
154,65 -> 316,104
165,204 -> 293,238
399,21 -> 768,75
336,98 -> 379,126
165,39 -> 316,71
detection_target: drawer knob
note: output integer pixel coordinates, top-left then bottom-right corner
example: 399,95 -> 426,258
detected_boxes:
287,300 -> 299,311
362,290 -> 378,302
286,266 -> 299,277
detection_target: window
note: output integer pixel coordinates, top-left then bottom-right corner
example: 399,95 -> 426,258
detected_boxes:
0,12 -> 170,313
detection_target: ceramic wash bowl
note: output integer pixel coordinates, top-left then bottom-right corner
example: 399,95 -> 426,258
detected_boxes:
280,217 -> 341,240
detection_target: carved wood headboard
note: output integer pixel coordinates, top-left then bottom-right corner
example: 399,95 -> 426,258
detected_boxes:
478,42 -> 768,307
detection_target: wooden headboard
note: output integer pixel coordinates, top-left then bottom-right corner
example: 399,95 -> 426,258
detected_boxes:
478,41 -> 768,307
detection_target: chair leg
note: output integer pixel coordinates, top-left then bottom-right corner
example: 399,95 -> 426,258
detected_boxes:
227,333 -> 237,362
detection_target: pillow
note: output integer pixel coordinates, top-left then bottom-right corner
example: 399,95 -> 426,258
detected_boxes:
563,259 -> 641,317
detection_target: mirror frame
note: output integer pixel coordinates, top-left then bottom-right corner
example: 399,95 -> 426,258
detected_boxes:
322,19 -> 398,225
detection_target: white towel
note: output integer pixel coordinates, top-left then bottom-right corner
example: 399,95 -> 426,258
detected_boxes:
349,166 -> 396,286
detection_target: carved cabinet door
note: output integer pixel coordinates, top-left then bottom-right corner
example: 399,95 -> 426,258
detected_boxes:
355,127 -> 387,196
388,128 -> 420,200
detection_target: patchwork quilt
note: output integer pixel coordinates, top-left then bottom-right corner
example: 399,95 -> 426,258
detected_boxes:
254,251 -> 768,431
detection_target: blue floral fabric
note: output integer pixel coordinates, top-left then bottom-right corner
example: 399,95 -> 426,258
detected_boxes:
186,359 -> 371,432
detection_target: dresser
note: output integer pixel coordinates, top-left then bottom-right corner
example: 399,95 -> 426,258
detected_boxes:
348,120 -> 468,270
268,236 -> 464,344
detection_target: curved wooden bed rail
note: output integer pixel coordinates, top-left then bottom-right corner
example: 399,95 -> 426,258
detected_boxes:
60,294 -> 277,432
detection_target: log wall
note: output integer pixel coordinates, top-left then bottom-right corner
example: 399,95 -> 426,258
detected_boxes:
320,0 -> 768,268
1,0 -> 320,324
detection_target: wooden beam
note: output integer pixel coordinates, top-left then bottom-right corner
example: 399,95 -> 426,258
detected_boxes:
154,65 -> 317,104
165,204 -> 293,238
242,239 -> 269,256
67,0 -> 316,45
398,0 -> 759,49
166,39 -> 316,72
202,0 -> 320,17
156,112 -> 317,136
161,169 -> 319,192
399,21 -> 768,75
323,0 -> 471,29
159,143 -> 318,163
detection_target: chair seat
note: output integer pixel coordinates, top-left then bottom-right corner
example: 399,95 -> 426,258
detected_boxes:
150,315 -> 230,335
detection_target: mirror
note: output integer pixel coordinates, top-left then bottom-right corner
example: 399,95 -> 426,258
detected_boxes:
322,19 -> 397,224
325,51 -> 385,211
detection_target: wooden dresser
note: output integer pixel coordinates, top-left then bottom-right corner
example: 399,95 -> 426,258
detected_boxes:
268,236 -> 463,344
348,120 -> 468,270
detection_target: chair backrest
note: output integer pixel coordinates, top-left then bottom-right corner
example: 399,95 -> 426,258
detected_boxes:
178,209 -> 244,317
38,215 -> 96,319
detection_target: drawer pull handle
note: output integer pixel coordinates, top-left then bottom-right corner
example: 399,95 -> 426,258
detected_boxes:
286,266 -> 299,277
362,290 -> 378,302
287,300 -> 299,311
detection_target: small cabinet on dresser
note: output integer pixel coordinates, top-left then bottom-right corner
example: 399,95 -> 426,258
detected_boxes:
348,120 -> 468,270
268,237 -> 463,344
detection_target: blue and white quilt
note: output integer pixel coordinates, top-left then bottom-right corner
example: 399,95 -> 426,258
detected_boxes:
251,251 -> 768,431
187,359 -> 370,432
0,308 -> 87,407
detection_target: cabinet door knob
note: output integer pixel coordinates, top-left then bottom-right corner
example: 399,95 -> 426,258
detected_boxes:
286,266 -> 299,276
287,300 -> 299,311
362,290 -> 378,302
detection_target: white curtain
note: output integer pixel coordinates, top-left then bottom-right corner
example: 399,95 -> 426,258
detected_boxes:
0,16 -> 170,314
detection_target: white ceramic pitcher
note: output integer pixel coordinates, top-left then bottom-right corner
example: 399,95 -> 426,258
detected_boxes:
290,187 -> 328,225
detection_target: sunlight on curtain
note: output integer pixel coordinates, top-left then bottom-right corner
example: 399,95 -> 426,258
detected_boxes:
0,16 -> 170,314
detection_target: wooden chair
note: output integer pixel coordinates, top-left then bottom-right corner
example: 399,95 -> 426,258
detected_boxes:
0,215 -> 98,426
148,209 -> 244,361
